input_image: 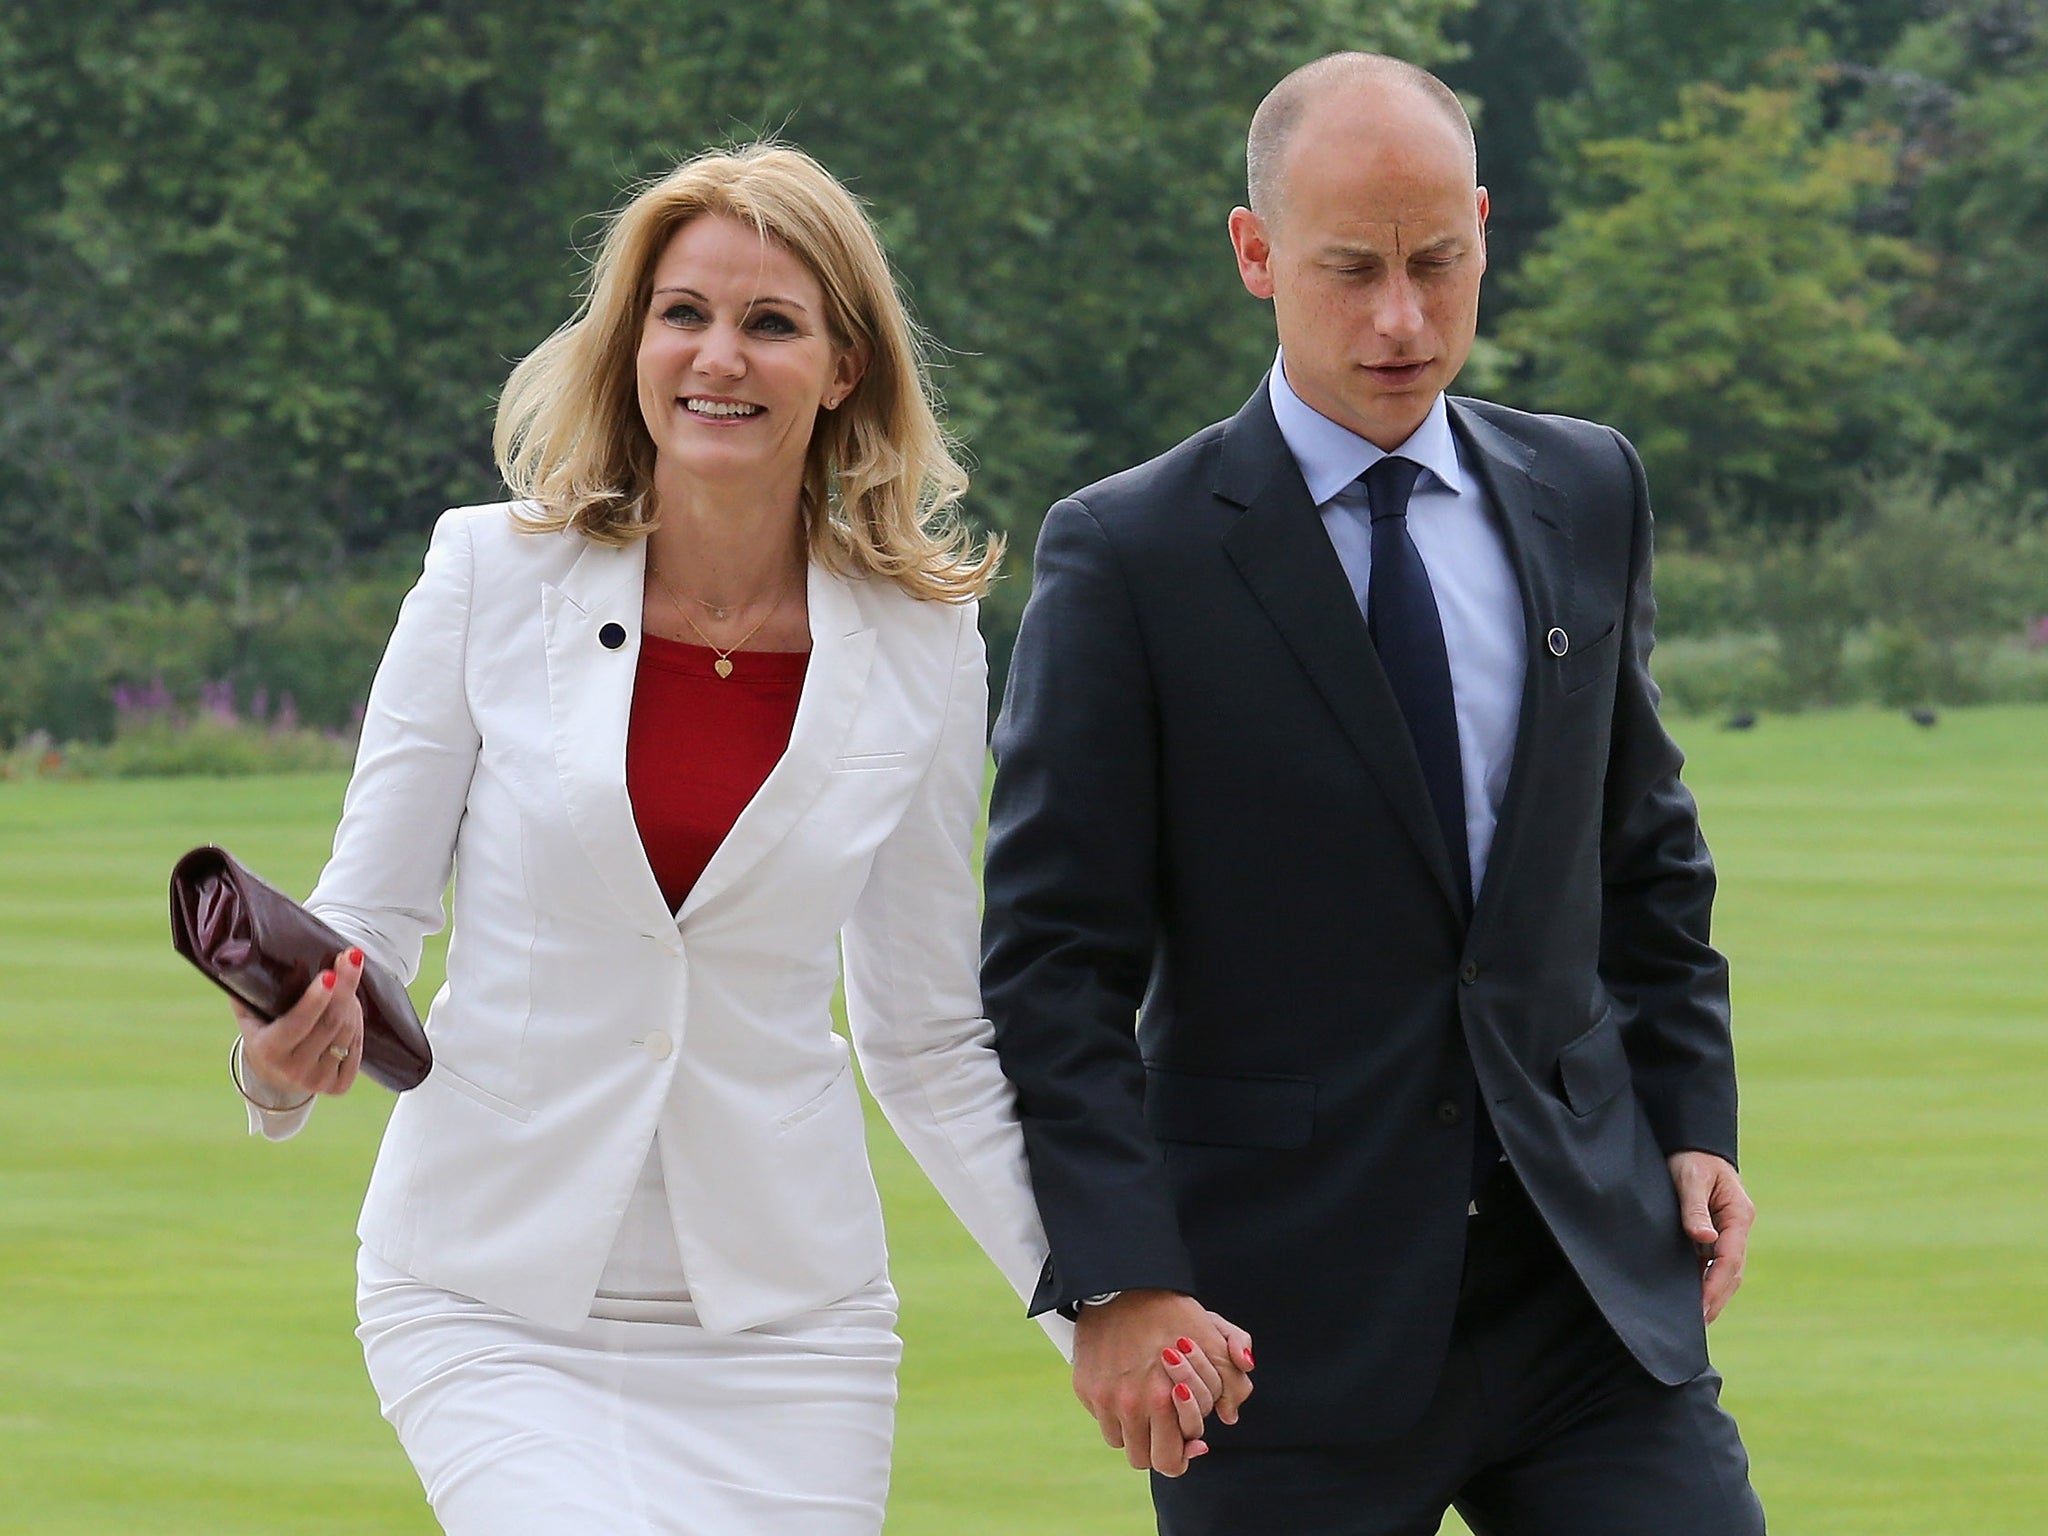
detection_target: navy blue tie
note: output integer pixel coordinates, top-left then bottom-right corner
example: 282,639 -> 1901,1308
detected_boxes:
1360,455 -> 1501,1196
1362,455 -> 1471,913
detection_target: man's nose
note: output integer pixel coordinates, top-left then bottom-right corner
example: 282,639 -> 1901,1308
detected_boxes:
1370,274 -> 1425,342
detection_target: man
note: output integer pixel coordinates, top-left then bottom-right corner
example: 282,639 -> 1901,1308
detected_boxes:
982,51 -> 1766,1535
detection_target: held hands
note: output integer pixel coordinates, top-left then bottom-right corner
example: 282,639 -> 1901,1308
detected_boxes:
233,949 -> 369,1107
1071,1289 -> 1255,1478
1668,1150 -> 1755,1324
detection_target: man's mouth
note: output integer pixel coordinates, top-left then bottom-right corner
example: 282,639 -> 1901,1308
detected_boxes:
1364,361 -> 1431,386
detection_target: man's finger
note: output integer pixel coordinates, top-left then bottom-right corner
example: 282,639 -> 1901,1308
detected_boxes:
1682,1191 -> 1719,1245
1094,1406 -> 1125,1451
1702,1197 -> 1752,1321
1122,1406 -> 1151,1470
1148,1403 -> 1189,1477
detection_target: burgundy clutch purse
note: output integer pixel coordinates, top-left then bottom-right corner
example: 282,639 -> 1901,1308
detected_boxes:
169,845 -> 432,1092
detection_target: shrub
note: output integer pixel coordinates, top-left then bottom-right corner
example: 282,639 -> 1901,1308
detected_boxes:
61,714 -> 357,778
1650,633 -> 1792,715
1,568 -> 412,747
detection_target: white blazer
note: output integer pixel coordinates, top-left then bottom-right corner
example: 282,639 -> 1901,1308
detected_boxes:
258,503 -> 1065,1349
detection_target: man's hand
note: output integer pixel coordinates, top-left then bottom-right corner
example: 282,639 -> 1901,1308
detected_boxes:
1668,1151 -> 1754,1323
1071,1290 -> 1255,1477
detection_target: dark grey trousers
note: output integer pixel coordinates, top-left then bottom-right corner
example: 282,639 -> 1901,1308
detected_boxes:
1152,1168 -> 1766,1536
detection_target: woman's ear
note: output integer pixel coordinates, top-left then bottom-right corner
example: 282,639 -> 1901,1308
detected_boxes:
826,342 -> 870,410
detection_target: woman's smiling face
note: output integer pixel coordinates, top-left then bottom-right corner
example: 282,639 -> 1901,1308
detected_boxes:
635,214 -> 861,494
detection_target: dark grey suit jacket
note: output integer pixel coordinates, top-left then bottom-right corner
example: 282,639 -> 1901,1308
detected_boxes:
981,383 -> 1736,1445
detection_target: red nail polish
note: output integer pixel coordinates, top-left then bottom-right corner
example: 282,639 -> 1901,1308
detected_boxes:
348,948 -> 364,967
1162,1347 -> 1183,1367
321,970 -> 336,989
1176,1338 -> 1196,1354
1242,1347 -> 1255,1368
1174,1382 -> 1193,1402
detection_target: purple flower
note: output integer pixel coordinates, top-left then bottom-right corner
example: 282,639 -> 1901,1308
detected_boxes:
2029,614 -> 2048,650
274,692 -> 300,732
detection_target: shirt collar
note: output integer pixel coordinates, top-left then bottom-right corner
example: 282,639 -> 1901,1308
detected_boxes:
1267,350 -> 1466,507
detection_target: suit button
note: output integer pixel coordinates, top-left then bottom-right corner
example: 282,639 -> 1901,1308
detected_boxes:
1436,1100 -> 1463,1125
1459,960 -> 1480,985
642,1030 -> 673,1060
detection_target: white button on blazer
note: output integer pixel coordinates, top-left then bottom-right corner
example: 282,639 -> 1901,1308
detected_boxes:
256,503 -> 1067,1352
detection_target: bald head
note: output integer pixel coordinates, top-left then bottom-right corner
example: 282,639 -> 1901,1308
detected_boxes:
1247,52 -> 1475,224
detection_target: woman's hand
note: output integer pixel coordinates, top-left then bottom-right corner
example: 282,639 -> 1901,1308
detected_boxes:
235,948 -> 368,1105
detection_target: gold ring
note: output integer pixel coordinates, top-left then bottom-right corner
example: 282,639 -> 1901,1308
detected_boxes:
326,1044 -> 350,1062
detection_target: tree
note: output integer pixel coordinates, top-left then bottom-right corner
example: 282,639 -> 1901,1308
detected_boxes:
1500,80 -> 1930,527
1867,0 -> 2048,486
0,0 -> 1469,631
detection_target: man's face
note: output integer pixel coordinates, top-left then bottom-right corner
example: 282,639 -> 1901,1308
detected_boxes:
1230,90 -> 1487,450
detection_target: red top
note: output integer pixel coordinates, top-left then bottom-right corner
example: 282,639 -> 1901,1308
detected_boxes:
625,633 -> 809,911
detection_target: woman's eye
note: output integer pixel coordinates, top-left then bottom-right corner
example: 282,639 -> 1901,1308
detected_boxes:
750,311 -> 798,336
660,303 -> 704,325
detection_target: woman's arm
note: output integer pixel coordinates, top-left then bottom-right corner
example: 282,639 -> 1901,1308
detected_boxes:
241,508 -> 484,1140
839,602 -> 1073,1358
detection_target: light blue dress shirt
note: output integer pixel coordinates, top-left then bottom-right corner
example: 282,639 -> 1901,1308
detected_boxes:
1267,355 -> 1528,896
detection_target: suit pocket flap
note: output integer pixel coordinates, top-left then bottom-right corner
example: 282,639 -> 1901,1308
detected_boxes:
1556,1015 -> 1630,1116
1559,619 -> 1619,694
1145,1068 -> 1316,1149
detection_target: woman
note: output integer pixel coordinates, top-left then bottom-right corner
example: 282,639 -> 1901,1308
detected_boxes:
226,143 -> 1232,1534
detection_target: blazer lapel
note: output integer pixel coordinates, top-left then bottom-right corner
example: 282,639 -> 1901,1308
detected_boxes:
1217,387 -> 1468,919
542,535 -> 676,931
679,563 -> 876,923
1449,399 -> 1574,931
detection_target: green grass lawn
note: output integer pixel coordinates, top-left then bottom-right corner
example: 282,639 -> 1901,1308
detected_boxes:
2,706 -> 2043,1533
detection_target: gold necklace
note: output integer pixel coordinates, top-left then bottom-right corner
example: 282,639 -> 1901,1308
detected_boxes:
649,562 -> 792,679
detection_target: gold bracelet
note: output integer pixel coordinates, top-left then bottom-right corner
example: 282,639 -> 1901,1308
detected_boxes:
229,1037 -> 316,1114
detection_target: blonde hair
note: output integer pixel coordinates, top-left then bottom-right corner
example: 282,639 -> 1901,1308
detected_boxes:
495,143 -> 997,601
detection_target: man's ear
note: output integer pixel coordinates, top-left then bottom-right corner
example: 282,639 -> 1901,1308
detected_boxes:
1228,206 -> 1277,301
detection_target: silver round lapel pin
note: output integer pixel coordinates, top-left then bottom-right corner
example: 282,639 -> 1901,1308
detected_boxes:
1547,627 -> 1569,658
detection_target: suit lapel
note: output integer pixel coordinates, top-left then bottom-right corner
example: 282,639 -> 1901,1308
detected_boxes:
679,563 -> 875,923
1449,399 -> 1574,931
542,535 -> 675,930
1217,387 -> 1467,919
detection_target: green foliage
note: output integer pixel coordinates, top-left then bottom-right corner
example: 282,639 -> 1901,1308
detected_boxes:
1503,80 -> 1930,527
1885,15 -> 2048,485
56,716 -> 358,780
1646,468 -> 2048,711
1650,632 -> 1794,716
0,0 -> 1468,629
0,571 -> 412,746
0,0 -> 576,609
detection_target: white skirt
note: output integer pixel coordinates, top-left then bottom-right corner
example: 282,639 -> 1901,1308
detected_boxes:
356,1176 -> 903,1536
